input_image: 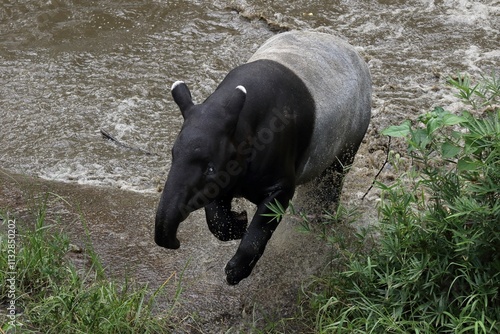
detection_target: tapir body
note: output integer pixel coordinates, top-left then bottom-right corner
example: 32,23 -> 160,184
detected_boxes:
155,31 -> 371,285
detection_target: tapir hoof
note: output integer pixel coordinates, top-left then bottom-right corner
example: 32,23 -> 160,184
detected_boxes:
155,235 -> 180,249
225,258 -> 252,285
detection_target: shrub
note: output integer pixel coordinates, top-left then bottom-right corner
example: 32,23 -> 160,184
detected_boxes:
305,73 -> 499,333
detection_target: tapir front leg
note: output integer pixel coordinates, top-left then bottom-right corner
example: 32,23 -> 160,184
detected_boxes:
205,197 -> 248,241
225,187 -> 294,285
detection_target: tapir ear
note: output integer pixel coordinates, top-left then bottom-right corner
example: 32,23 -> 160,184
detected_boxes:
171,81 -> 194,118
225,85 -> 247,128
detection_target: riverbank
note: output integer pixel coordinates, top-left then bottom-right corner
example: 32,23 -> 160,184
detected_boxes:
2,167 -> 361,332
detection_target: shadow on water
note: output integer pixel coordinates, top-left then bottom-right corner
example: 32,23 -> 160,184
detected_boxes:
1,0 -> 499,331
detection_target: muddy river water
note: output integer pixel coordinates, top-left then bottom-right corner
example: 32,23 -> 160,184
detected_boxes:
1,0 -> 499,331
1,0 -> 498,191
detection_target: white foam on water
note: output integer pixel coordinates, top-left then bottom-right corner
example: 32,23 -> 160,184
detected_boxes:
38,160 -> 160,193
443,0 -> 495,26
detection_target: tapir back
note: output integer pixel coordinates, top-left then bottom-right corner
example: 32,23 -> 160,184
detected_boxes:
248,31 -> 372,184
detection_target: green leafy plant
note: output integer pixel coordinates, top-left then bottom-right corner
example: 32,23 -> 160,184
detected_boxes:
303,73 -> 499,333
448,72 -> 500,109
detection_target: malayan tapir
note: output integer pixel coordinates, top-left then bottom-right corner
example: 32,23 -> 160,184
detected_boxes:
155,30 -> 371,285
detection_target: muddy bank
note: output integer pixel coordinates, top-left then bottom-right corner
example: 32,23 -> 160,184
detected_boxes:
1,166 -> 381,332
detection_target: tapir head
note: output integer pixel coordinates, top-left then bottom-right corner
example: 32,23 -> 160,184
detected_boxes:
155,81 -> 247,249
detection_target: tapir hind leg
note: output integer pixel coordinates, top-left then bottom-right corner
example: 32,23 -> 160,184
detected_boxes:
315,145 -> 360,210
205,197 -> 248,241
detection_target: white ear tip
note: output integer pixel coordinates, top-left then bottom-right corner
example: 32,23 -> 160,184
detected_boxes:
171,81 -> 185,91
236,85 -> 247,94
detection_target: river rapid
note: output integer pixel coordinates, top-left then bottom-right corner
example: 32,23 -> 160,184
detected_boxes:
1,0 -> 498,192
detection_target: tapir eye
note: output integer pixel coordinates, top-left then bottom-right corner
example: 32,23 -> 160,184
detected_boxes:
205,163 -> 216,176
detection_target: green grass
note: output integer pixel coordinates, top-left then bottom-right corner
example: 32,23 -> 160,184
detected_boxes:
297,72 -> 500,333
0,195 -> 179,333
